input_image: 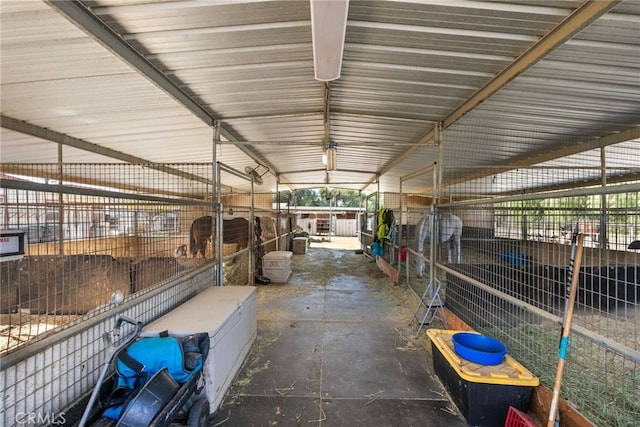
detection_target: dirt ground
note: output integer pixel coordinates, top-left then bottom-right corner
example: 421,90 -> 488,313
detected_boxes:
306,235 -> 362,250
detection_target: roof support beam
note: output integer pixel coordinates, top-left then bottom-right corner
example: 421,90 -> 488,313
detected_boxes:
45,1 -> 212,125
1,115 -> 151,164
45,0 -> 277,174
0,115 -> 213,186
445,126 -> 640,188
364,0 -> 621,191
441,0 -> 621,131
280,181 -> 373,187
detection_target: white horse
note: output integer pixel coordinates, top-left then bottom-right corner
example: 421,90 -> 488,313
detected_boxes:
415,212 -> 463,277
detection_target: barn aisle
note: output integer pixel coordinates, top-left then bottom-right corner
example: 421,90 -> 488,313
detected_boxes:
209,237 -> 466,426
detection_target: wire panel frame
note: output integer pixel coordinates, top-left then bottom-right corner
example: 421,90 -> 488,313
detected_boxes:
430,134 -> 639,427
0,162 -> 265,424
0,163 -> 257,356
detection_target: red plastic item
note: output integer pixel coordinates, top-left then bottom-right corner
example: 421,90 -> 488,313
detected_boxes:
395,246 -> 407,261
504,406 -> 539,427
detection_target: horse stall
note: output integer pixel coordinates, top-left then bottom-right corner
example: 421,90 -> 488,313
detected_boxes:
396,139 -> 640,427
0,162 -> 273,423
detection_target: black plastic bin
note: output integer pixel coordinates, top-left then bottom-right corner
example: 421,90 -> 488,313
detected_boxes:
427,329 -> 539,427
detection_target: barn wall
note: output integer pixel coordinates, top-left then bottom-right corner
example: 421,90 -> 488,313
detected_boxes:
335,219 -> 357,236
296,217 -> 357,237
221,192 -> 272,210
405,194 -> 431,208
255,193 -> 273,210
26,236 -> 189,258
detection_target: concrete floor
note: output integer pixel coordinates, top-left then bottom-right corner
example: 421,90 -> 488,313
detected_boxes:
209,238 -> 467,427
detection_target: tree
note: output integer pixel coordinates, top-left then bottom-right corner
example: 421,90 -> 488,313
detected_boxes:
274,188 -> 364,207
336,189 -> 364,207
294,189 -> 319,206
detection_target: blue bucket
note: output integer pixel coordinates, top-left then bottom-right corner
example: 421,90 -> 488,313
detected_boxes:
452,332 -> 507,365
499,250 -> 529,266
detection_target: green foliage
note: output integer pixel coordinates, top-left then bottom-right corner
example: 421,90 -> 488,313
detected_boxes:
274,188 -> 364,207
335,189 -> 364,207
497,193 -> 638,228
296,189 -> 320,206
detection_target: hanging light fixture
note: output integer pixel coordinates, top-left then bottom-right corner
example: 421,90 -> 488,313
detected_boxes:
326,140 -> 337,172
310,0 -> 349,81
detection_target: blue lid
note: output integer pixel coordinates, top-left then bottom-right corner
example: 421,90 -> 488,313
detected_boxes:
451,332 -> 507,365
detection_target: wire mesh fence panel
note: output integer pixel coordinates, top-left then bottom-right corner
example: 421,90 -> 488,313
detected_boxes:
0,163 -> 230,354
432,131 -> 640,427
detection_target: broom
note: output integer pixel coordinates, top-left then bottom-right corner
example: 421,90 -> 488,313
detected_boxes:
547,230 -> 584,427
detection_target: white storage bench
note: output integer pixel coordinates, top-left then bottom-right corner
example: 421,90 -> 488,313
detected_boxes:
141,286 -> 257,414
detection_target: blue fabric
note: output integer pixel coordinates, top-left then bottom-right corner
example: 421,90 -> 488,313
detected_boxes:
103,336 -> 204,420
103,405 -> 122,420
116,337 -> 201,388
371,241 -> 384,257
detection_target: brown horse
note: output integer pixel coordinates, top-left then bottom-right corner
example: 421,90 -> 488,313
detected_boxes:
189,216 -> 250,258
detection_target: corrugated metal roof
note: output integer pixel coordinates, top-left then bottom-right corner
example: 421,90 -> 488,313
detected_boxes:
1,0 -> 638,197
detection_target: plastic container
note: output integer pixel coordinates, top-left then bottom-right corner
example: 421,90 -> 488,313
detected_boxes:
427,329 -> 539,427
142,287 -> 257,414
452,332 -> 507,365
263,251 -> 293,283
263,251 -> 293,268
504,406 -> 539,427
262,266 -> 291,283
293,237 -> 308,254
